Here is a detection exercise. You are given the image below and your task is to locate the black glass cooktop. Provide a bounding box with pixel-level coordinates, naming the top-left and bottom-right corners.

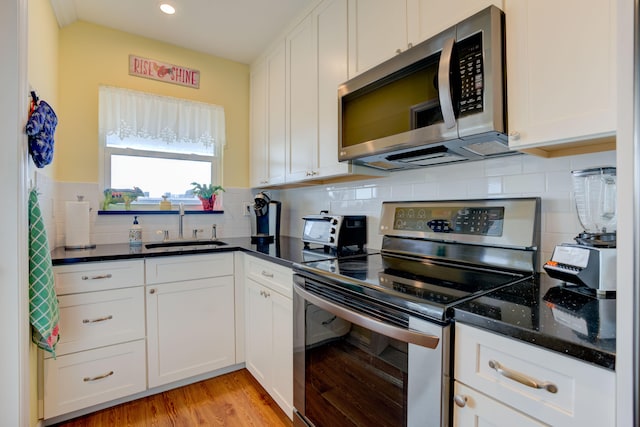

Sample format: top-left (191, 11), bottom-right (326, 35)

top-left (295, 253), bottom-right (529, 322)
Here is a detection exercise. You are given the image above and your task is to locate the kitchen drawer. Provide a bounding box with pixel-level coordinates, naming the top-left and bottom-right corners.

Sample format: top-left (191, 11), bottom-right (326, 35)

top-left (51, 286), bottom-right (145, 358)
top-left (454, 323), bottom-right (614, 426)
top-left (54, 260), bottom-right (144, 295)
top-left (43, 339), bottom-right (146, 419)
top-left (245, 254), bottom-right (292, 298)
top-left (453, 382), bottom-right (546, 427)
top-left (145, 252), bottom-right (234, 284)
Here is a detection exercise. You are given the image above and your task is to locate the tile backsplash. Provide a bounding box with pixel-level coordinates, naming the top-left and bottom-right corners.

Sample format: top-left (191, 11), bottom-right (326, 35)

top-left (45, 184), bottom-right (255, 248)
top-left (42, 150), bottom-right (616, 271)
top-left (278, 150), bottom-right (617, 266)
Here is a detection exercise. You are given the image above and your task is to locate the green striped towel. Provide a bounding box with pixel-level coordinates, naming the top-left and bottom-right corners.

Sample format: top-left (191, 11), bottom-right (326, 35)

top-left (29, 188), bottom-right (59, 356)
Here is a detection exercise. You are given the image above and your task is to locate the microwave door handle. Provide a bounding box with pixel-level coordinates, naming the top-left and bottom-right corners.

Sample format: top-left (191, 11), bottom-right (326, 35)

top-left (437, 37), bottom-right (456, 129)
top-left (295, 283), bottom-right (440, 349)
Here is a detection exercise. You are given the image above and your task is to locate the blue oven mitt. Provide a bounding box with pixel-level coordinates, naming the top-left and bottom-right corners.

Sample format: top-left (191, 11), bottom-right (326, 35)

top-left (26, 100), bottom-right (58, 168)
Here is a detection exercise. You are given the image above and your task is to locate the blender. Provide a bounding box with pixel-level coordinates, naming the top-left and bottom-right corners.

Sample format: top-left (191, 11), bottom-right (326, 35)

top-left (544, 167), bottom-right (617, 297)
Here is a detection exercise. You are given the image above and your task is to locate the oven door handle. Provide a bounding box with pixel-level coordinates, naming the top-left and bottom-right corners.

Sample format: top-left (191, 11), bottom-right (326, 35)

top-left (295, 284), bottom-right (440, 349)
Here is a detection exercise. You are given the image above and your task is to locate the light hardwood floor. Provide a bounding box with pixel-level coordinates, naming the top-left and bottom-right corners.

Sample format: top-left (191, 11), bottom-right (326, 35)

top-left (51, 369), bottom-right (293, 427)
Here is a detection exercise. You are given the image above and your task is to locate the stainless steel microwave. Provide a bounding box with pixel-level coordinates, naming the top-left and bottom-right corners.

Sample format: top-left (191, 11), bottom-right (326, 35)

top-left (338, 6), bottom-right (517, 171)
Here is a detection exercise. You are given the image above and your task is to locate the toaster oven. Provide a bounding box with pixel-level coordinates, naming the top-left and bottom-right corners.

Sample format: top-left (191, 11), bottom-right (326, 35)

top-left (302, 214), bottom-right (366, 253)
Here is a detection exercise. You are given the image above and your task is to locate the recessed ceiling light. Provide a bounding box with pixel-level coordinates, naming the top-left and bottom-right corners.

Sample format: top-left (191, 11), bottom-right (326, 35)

top-left (159, 2), bottom-right (176, 15)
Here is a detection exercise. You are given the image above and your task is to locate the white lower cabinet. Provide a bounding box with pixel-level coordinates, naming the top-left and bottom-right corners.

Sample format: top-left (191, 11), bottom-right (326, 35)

top-left (45, 254), bottom-right (238, 421)
top-left (43, 340), bottom-right (146, 419)
top-left (45, 260), bottom-right (146, 420)
top-left (244, 255), bottom-right (293, 419)
top-left (454, 323), bottom-right (615, 426)
top-left (145, 253), bottom-right (236, 388)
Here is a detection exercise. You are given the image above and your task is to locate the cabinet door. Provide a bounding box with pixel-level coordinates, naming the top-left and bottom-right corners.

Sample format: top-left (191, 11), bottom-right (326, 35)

top-left (316, 0), bottom-right (351, 179)
top-left (408, 0), bottom-right (503, 44)
top-left (245, 279), bottom-right (272, 390)
top-left (505, 0), bottom-right (616, 151)
top-left (245, 276), bottom-right (293, 419)
top-left (453, 382), bottom-right (546, 427)
top-left (270, 289), bottom-right (293, 418)
top-left (267, 42), bottom-right (287, 185)
top-left (348, 0), bottom-right (408, 77)
top-left (286, 14), bottom-right (318, 182)
top-left (250, 44), bottom-right (286, 187)
top-left (146, 276), bottom-right (235, 388)
top-left (250, 59), bottom-right (268, 187)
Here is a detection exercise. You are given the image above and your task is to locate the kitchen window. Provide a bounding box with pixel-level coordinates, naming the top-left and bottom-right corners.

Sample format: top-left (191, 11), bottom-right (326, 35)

top-left (99, 85), bottom-right (225, 208)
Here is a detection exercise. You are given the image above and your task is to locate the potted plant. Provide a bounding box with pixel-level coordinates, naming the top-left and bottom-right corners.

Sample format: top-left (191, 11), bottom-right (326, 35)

top-left (190, 182), bottom-right (225, 211)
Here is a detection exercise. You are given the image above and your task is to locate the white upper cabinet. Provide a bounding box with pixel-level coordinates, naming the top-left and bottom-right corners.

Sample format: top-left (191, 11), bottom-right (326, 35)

top-left (250, 42), bottom-right (286, 187)
top-left (286, 14), bottom-right (318, 182)
top-left (408, 0), bottom-right (503, 43)
top-left (505, 0), bottom-right (616, 154)
top-left (250, 60), bottom-right (268, 187)
top-left (315, 0), bottom-right (352, 178)
top-left (347, 0), bottom-right (501, 78)
top-left (286, 0), bottom-right (380, 184)
top-left (347, 0), bottom-right (409, 77)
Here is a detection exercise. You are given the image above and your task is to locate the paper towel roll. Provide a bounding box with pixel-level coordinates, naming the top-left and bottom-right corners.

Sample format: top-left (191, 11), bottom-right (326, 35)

top-left (65, 200), bottom-right (92, 249)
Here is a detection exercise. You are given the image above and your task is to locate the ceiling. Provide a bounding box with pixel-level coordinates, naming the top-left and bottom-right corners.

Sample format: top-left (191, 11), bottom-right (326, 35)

top-left (50, 0), bottom-right (316, 64)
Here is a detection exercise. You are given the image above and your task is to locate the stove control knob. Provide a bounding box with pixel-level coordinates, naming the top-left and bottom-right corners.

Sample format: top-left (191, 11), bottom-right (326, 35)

top-left (329, 236), bottom-right (335, 243)
top-left (331, 218), bottom-right (339, 225)
top-left (330, 228), bottom-right (336, 234)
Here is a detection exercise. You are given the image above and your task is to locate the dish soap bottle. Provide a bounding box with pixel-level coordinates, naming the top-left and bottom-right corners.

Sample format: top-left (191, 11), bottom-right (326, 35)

top-left (129, 216), bottom-right (142, 246)
top-left (160, 195), bottom-right (172, 210)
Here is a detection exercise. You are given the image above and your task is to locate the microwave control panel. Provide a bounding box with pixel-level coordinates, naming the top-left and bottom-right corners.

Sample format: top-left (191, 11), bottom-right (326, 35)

top-left (457, 32), bottom-right (484, 116)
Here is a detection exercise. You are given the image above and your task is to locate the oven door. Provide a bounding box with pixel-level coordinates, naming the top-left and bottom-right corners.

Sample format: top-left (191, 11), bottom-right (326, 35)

top-left (293, 274), bottom-right (450, 427)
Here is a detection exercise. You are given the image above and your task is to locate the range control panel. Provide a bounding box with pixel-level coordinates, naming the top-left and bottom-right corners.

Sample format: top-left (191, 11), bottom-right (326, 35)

top-left (391, 206), bottom-right (504, 236)
top-left (378, 198), bottom-right (540, 249)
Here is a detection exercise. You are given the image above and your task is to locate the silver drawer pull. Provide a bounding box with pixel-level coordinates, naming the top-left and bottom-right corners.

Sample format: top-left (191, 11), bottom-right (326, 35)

top-left (83, 370), bottom-right (114, 382)
top-left (81, 274), bottom-right (113, 281)
top-left (261, 270), bottom-right (274, 278)
top-left (488, 360), bottom-right (558, 394)
top-left (82, 315), bottom-right (113, 324)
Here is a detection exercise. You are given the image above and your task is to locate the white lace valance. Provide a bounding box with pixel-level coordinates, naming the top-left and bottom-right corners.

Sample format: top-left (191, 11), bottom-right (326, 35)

top-left (99, 85), bottom-right (226, 156)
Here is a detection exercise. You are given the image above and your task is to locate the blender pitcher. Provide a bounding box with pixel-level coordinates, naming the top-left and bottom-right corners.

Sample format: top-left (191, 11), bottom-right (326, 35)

top-left (572, 167), bottom-right (616, 246)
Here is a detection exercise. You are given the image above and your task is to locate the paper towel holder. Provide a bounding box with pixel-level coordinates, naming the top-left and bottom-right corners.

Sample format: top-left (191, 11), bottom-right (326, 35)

top-left (64, 195), bottom-right (97, 251)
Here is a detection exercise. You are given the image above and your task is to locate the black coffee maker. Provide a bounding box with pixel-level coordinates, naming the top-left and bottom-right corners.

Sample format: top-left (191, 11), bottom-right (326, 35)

top-left (251, 191), bottom-right (281, 244)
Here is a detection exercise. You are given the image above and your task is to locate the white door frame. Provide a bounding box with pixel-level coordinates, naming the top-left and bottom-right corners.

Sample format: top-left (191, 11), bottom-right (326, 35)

top-left (0, 0), bottom-right (30, 425)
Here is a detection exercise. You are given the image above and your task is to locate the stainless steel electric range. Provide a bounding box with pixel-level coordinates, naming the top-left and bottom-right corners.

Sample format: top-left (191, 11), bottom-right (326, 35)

top-left (292, 198), bottom-right (541, 427)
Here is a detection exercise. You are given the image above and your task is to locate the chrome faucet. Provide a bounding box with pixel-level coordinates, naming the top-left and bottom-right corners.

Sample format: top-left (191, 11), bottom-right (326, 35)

top-left (178, 203), bottom-right (185, 240)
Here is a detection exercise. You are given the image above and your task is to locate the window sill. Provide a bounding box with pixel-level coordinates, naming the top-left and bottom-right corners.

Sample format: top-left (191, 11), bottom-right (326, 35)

top-left (98, 210), bottom-right (224, 215)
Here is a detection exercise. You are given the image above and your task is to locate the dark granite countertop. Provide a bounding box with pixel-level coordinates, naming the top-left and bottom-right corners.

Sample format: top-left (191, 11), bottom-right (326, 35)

top-left (52, 241), bottom-right (615, 370)
top-left (454, 273), bottom-right (616, 370)
top-left (50, 236), bottom-right (368, 268)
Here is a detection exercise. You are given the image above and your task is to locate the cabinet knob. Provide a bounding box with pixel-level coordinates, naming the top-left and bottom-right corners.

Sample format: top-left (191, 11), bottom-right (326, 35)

top-left (395, 48), bottom-right (402, 54)
top-left (149, 289), bottom-right (156, 294)
top-left (453, 394), bottom-right (467, 408)
top-left (407, 42), bottom-right (413, 49)
top-left (508, 131), bottom-right (521, 141)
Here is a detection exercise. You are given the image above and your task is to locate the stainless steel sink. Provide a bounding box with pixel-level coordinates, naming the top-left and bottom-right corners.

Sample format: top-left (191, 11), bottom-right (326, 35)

top-left (145, 240), bottom-right (227, 249)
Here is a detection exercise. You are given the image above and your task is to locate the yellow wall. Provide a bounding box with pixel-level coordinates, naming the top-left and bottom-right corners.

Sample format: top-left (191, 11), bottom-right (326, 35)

top-left (56, 21), bottom-right (250, 187)
top-left (29, 0), bottom-right (59, 179)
